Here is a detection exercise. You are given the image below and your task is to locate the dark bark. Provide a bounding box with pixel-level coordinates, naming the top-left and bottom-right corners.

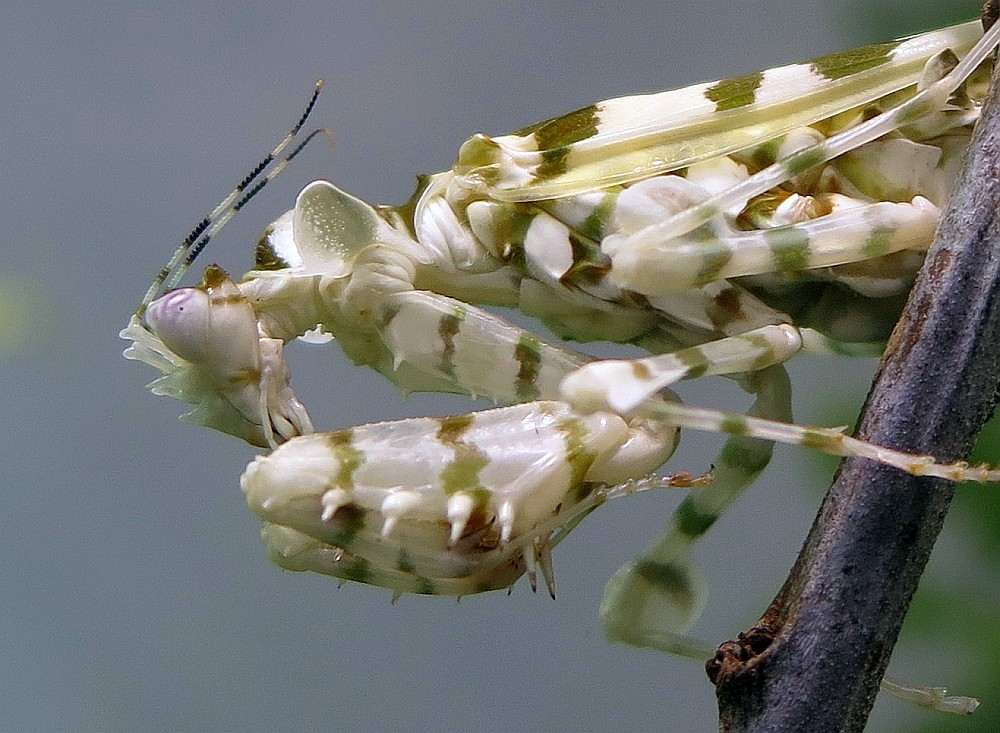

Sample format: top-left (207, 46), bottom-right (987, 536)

top-left (711, 28), bottom-right (1000, 733)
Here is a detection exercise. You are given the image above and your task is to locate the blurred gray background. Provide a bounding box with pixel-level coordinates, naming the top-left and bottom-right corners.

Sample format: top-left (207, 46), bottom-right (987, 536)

top-left (2, 1), bottom-right (992, 731)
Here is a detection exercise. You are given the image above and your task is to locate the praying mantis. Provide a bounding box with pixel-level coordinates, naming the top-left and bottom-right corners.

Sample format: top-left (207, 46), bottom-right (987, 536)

top-left (123, 14), bottom-right (1000, 716)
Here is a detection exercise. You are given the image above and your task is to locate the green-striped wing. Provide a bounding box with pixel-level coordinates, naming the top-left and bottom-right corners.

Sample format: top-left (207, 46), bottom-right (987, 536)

top-left (454, 21), bottom-right (982, 202)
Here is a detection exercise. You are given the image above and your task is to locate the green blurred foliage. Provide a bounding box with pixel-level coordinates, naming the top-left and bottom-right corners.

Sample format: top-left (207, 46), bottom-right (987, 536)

top-left (0, 276), bottom-right (53, 358)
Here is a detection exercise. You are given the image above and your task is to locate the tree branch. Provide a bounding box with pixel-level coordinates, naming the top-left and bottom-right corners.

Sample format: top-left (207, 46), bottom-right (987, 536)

top-left (711, 28), bottom-right (1000, 733)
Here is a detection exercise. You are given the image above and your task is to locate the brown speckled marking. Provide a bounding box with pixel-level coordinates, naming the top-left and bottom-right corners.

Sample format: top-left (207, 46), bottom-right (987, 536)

top-left (708, 287), bottom-right (746, 331)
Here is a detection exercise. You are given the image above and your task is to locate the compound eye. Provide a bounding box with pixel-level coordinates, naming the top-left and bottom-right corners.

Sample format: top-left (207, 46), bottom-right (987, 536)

top-left (146, 287), bottom-right (214, 365)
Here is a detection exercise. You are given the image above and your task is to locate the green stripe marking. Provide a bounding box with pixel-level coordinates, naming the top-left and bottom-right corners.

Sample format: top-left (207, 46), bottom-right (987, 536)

top-left (765, 226), bottom-right (810, 273)
top-left (693, 247), bottom-right (734, 287)
top-left (514, 334), bottom-right (541, 401)
top-left (674, 496), bottom-right (718, 537)
top-left (783, 145), bottom-right (826, 177)
top-left (560, 233), bottom-right (612, 287)
top-left (537, 148), bottom-right (571, 182)
top-left (745, 332), bottom-right (780, 372)
top-left (455, 136), bottom-right (500, 171)
top-left (800, 428), bottom-right (844, 453)
top-left (327, 429), bottom-right (365, 490)
top-left (326, 504), bottom-right (366, 549)
top-left (415, 577), bottom-right (437, 595)
top-left (720, 414), bottom-right (751, 437)
top-left (438, 307), bottom-right (465, 377)
top-left (338, 555), bottom-right (373, 585)
top-left (533, 104), bottom-right (601, 151)
top-left (437, 413), bottom-right (474, 444)
top-left (579, 194), bottom-right (617, 241)
top-left (631, 361), bottom-right (653, 381)
top-left (748, 136), bottom-right (783, 170)
top-left (439, 445), bottom-right (491, 499)
top-left (486, 203), bottom-right (535, 266)
top-left (500, 205), bottom-right (536, 254)
top-left (676, 347), bottom-right (710, 380)
top-left (809, 40), bottom-right (897, 80)
top-left (558, 417), bottom-right (596, 499)
top-left (437, 415), bottom-right (491, 504)
top-left (718, 435), bottom-right (775, 475)
top-left (705, 70), bottom-right (764, 111)
top-left (396, 550), bottom-right (416, 574)
top-left (634, 559), bottom-right (701, 613)
top-left (532, 105), bottom-right (600, 182)
top-left (862, 227), bottom-right (893, 259)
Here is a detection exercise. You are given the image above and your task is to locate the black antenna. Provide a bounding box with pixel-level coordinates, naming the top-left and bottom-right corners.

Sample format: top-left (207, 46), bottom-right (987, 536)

top-left (137, 80), bottom-right (328, 315)
top-left (180, 127), bottom-right (329, 270)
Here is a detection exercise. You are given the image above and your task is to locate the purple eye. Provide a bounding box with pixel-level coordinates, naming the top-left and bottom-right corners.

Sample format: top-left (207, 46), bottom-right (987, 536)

top-left (146, 281), bottom-right (260, 375)
top-left (146, 288), bottom-right (213, 364)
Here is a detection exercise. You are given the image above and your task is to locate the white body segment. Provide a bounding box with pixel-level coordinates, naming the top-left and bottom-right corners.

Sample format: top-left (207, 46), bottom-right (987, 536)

top-left (242, 401), bottom-right (679, 595)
